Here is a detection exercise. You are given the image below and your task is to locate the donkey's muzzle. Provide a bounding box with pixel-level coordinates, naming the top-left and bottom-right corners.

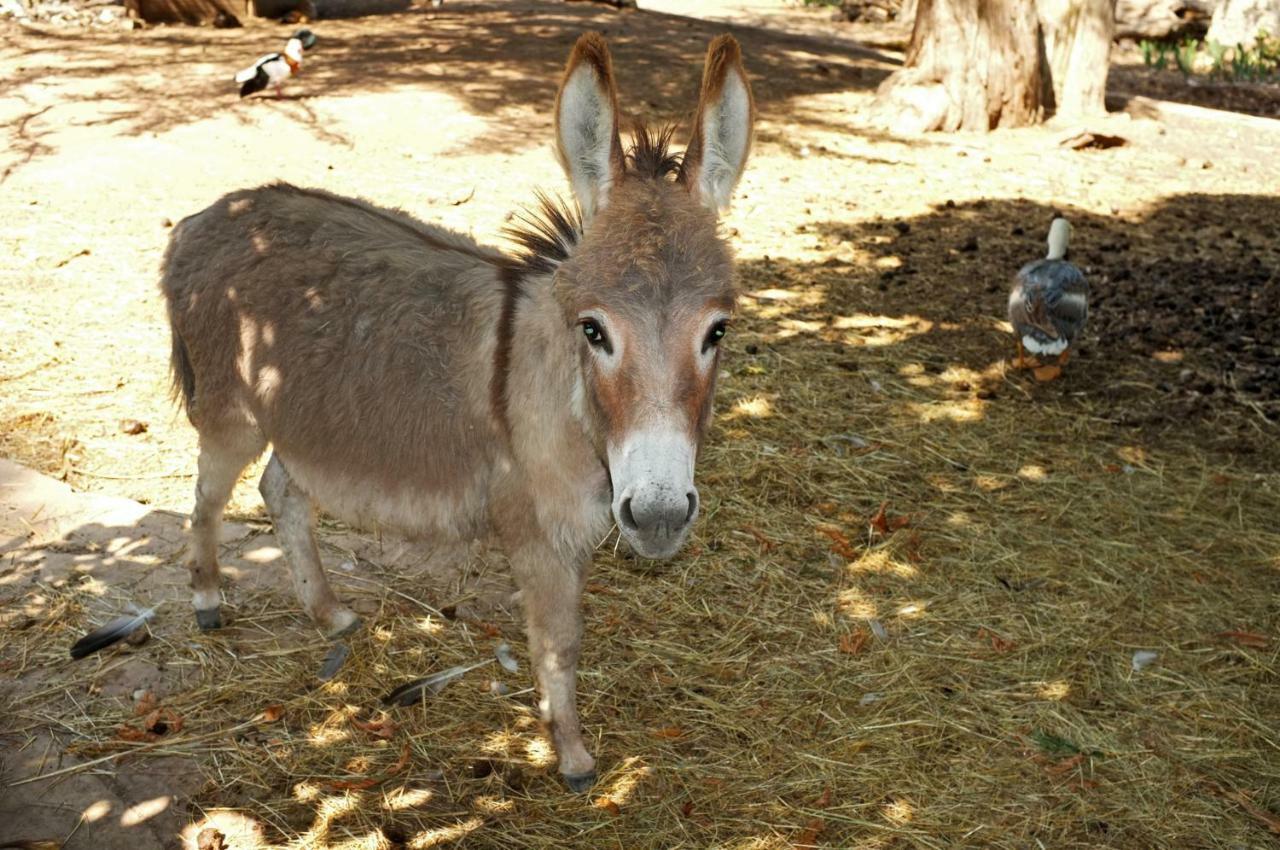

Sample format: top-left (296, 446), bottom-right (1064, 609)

top-left (616, 485), bottom-right (698, 559)
top-left (609, 427), bottom-right (700, 560)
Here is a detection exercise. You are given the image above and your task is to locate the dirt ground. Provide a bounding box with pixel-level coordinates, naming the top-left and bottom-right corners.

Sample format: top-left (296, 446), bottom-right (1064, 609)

top-left (2, 1), bottom-right (1279, 848)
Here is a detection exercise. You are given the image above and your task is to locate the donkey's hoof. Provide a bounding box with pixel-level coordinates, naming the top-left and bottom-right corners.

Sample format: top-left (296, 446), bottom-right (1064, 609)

top-left (563, 770), bottom-right (598, 794)
top-left (325, 610), bottom-right (361, 639)
top-left (195, 608), bottom-right (223, 631)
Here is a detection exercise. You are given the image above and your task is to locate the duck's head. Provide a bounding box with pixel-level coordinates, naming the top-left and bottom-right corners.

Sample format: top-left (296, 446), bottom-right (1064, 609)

top-left (291, 29), bottom-right (318, 51)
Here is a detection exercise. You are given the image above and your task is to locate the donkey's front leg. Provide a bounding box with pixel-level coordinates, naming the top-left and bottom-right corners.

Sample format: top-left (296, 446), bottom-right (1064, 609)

top-left (509, 543), bottom-right (594, 791)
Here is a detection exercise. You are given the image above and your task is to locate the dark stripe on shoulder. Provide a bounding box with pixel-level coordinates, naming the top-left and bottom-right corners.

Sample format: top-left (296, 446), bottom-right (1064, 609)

top-left (490, 263), bottom-right (524, 442)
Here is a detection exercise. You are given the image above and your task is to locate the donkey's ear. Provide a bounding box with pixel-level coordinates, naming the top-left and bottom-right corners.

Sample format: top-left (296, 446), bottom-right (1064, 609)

top-left (681, 35), bottom-right (754, 214)
top-left (554, 33), bottom-right (625, 221)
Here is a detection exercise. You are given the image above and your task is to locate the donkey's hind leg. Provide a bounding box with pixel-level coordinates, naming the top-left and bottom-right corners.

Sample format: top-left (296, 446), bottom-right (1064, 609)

top-left (189, 432), bottom-right (265, 630)
top-left (259, 452), bottom-right (359, 638)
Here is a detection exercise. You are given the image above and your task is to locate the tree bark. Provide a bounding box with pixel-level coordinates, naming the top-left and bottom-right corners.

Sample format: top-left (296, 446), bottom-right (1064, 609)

top-left (1114, 0), bottom-right (1217, 40)
top-left (1207, 0), bottom-right (1280, 46)
top-left (1038, 0), bottom-right (1117, 120)
top-left (874, 0), bottom-right (1044, 132)
top-left (125, 0), bottom-right (246, 25)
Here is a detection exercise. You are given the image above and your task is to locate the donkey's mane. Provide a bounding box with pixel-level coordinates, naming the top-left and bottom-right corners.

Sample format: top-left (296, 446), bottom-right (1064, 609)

top-left (502, 123), bottom-right (683, 280)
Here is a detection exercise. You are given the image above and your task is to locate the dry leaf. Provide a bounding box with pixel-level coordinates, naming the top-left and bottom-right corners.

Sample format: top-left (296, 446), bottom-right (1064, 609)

top-left (794, 816), bottom-right (825, 847)
top-left (742, 524), bottom-right (775, 551)
top-left (1045, 753), bottom-right (1086, 776)
top-left (1219, 630), bottom-right (1268, 648)
top-left (681, 800), bottom-right (695, 818)
top-left (594, 797), bottom-right (621, 816)
top-left (261, 704), bottom-right (284, 723)
top-left (652, 726), bottom-right (684, 739)
top-left (839, 629), bottom-right (870, 655)
top-left (352, 714), bottom-right (398, 740)
top-left (814, 788), bottom-right (832, 808)
top-left (816, 525), bottom-right (857, 559)
top-left (977, 627), bottom-right (1016, 653)
top-left (869, 501), bottom-right (910, 537)
top-left (115, 725), bottom-right (149, 742)
top-left (133, 691), bottom-right (158, 716)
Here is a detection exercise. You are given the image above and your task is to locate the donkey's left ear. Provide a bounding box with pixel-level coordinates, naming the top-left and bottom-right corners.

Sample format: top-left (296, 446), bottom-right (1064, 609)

top-left (681, 35), bottom-right (755, 214)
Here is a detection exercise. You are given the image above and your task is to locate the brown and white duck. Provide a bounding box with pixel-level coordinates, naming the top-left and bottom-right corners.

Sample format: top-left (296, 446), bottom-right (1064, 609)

top-left (1008, 217), bottom-right (1089, 381)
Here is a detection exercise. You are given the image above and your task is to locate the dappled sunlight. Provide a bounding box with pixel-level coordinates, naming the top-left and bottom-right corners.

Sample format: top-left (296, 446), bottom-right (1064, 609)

top-left (294, 781), bottom-right (321, 803)
top-left (895, 602), bottom-right (927, 619)
top-left (181, 810), bottom-right (268, 850)
top-left (407, 816), bottom-right (484, 849)
top-left (383, 787), bottom-right (434, 812)
top-left (414, 616), bottom-right (445, 636)
top-left (524, 737), bottom-right (555, 768)
top-left (296, 792), bottom-right (364, 848)
top-left (308, 705), bottom-right (359, 747)
top-left (773, 317), bottom-right (826, 339)
top-left (973, 475), bottom-right (1011, 492)
top-left (1018, 465), bottom-right (1049, 482)
top-left (832, 313), bottom-right (936, 348)
top-left (836, 587), bottom-right (879, 620)
top-left (906, 399), bottom-right (986, 423)
top-left (1037, 680), bottom-right (1072, 701)
top-left (480, 729), bottom-right (521, 756)
top-left (726, 395), bottom-right (776, 420)
top-left (244, 544), bottom-right (284, 564)
top-left (82, 800), bottom-right (111, 823)
top-left (848, 550), bottom-right (919, 580)
top-left (474, 794), bottom-right (515, 814)
top-left (881, 797), bottom-right (914, 825)
top-left (600, 756), bottom-right (652, 807)
top-left (120, 795), bottom-right (171, 827)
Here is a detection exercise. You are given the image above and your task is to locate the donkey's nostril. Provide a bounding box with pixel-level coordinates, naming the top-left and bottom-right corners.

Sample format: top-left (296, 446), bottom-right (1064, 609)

top-left (684, 492), bottom-right (698, 524)
top-left (619, 497), bottom-right (638, 532)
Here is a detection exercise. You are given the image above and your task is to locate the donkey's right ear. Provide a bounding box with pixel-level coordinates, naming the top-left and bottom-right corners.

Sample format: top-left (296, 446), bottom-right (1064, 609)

top-left (554, 33), bottom-right (625, 222)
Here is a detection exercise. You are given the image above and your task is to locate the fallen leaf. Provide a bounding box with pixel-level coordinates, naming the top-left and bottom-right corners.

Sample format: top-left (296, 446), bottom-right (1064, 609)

top-left (119, 419), bottom-right (148, 435)
top-left (1218, 630), bottom-right (1268, 649)
top-left (1103, 464), bottom-right (1122, 474)
top-left (681, 800), bottom-right (695, 818)
top-left (977, 627), bottom-right (1016, 653)
top-left (742, 524), bottom-right (775, 552)
top-left (1151, 350), bottom-right (1183, 364)
top-left (793, 816), bottom-right (825, 847)
top-left (839, 629), bottom-right (870, 655)
top-left (816, 525), bottom-right (856, 559)
top-left (652, 726), bottom-right (684, 739)
top-left (115, 724), bottom-right (149, 742)
top-left (594, 797), bottom-right (621, 816)
top-left (869, 501), bottom-right (910, 537)
top-left (1045, 753), bottom-right (1086, 776)
top-left (261, 704), bottom-right (284, 723)
top-left (133, 691), bottom-right (158, 716)
top-left (814, 788), bottom-right (832, 808)
top-left (352, 714), bottom-right (398, 740)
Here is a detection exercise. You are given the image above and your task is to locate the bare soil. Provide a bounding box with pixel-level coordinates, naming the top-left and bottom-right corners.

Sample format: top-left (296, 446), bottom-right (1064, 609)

top-left (2, 2), bottom-right (1279, 848)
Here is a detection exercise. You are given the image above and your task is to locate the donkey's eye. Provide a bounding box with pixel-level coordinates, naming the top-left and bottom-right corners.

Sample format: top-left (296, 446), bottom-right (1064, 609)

top-left (581, 319), bottom-right (612, 353)
top-left (702, 320), bottom-right (728, 354)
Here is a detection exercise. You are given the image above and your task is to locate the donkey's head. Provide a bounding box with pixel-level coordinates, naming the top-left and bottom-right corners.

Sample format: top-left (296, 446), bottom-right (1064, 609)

top-left (552, 33), bottom-right (754, 559)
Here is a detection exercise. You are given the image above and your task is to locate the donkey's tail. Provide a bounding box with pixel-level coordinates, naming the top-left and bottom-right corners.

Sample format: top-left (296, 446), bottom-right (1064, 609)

top-left (168, 327), bottom-right (197, 421)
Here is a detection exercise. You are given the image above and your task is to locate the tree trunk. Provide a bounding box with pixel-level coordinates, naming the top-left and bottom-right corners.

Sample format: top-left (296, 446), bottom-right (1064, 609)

top-left (874, 0), bottom-right (1044, 132)
top-left (1114, 0), bottom-right (1217, 40)
top-left (125, 0), bottom-right (246, 25)
top-left (1207, 0), bottom-right (1280, 46)
top-left (1038, 0), bottom-right (1117, 120)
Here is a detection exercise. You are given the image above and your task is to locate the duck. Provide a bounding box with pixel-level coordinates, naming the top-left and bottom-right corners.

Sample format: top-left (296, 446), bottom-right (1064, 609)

top-left (1007, 217), bottom-right (1089, 381)
top-left (236, 29), bottom-right (317, 99)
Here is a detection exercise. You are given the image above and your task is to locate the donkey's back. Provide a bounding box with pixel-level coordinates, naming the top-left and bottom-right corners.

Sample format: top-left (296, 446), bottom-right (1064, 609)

top-left (162, 184), bottom-right (508, 594)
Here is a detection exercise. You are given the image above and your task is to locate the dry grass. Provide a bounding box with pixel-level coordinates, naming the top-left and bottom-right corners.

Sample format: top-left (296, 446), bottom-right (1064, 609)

top-left (2, 2), bottom-right (1280, 848)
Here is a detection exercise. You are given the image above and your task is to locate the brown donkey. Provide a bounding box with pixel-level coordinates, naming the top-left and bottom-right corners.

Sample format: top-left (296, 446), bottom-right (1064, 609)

top-left (160, 33), bottom-right (753, 790)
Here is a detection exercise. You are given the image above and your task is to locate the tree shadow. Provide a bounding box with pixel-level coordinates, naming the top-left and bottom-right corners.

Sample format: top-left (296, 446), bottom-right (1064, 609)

top-left (2, 0), bottom-right (901, 173)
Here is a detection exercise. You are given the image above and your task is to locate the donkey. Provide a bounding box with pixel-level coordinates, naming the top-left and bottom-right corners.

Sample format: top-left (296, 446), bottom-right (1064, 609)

top-left (160, 32), bottom-right (754, 790)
